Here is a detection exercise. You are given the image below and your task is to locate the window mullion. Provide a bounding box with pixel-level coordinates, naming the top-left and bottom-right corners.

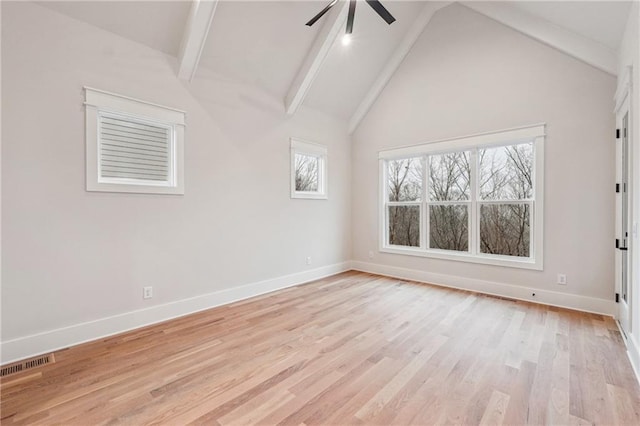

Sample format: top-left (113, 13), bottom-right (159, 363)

top-left (423, 155), bottom-right (429, 250)
top-left (428, 200), bottom-right (472, 206)
top-left (470, 148), bottom-right (478, 255)
top-left (477, 199), bottom-right (534, 205)
top-left (387, 201), bottom-right (422, 206)
top-left (383, 160), bottom-right (389, 247)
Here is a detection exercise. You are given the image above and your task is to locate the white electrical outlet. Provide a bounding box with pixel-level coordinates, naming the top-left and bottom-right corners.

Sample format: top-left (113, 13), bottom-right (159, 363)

top-left (143, 286), bottom-right (153, 299)
top-left (368, 250), bottom-right (374, 259)
top-left (306, 256), bottom-right (312, 265)
top-left (557, 274), bottom-right (567, 285)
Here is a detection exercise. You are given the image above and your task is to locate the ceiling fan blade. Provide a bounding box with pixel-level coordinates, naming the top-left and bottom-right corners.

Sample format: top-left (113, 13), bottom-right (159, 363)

top-left (346, 0), bottom-right (356, 34)
top-left (365, 0), bottom-right (396, 25)
top-left (306, 0), bottom-right (339, 26)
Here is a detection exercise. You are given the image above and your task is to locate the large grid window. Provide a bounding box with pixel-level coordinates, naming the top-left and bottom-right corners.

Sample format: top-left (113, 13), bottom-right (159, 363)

top-left (380, 125), bottom-right (544, 270)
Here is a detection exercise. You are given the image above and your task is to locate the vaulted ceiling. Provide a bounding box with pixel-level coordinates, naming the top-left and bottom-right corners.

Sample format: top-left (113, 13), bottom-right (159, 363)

top-left (38, 1), bottom-right (633, 131)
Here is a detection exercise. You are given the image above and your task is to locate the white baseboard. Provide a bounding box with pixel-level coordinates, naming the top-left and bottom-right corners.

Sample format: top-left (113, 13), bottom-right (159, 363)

top-left (625, 331), bottom-right (640, 386)
top-left (0, 262), bottom-right (351, 364)
top-left (351, 261), bottom-right (616, 317)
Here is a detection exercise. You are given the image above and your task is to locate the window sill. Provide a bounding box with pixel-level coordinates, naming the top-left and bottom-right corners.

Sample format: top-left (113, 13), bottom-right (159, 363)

top-left (380, 246), bottom-right (543, 270)
top-left (291, 192), bottom-right (328, 200)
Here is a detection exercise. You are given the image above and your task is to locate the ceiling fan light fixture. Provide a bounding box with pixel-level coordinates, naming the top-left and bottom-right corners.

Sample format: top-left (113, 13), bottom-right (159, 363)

top-left (306, 0), bottom-right (396, 37)
top-left (346, 0), bottom-right (356, 34)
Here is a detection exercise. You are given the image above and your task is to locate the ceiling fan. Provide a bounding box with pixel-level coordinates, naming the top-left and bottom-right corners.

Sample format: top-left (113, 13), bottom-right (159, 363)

top-left (306, 0), bottom-right (396, 35)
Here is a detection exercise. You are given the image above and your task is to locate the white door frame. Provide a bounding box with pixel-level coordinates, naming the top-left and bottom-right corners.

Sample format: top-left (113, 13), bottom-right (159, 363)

top-left (615, 66), bottom-right (633, 337)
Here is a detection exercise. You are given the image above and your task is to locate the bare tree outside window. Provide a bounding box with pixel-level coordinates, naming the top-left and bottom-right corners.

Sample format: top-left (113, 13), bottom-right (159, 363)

top-left (480, 204), bottom-right (530, 257)
top-left (387, 158), bottom-right (422, 247)
top-left (428, 151), bottom-right (470, 251)
top-left (381, 125), bottom-right (542, 267)
top-left (383, 142), bottom-right (534, 257)
top-left (430, 205), bottom-right (469, 251)
top-left (389, 206), bottom-right (420, 247)
top-left (479, 143), bottom-right (533, 200)
top-left (291, 139), bottom-right (327, 199)
top-left (388, 158), bottom-right (422, 202)
top-left (428, 151), bottom-right (470, 202)
top-left (479, 143), bottom-right (533, 257)
top-left (295, 153), bottom-right (319, 192)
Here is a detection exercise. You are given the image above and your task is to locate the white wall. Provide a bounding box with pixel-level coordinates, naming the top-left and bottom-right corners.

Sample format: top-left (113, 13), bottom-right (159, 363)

top-left (1, 2), bottom-right (351, 361)
top-left (618, 0), bottom-right (640, 378)
top-left (351, 4), bottom-right (616, 310)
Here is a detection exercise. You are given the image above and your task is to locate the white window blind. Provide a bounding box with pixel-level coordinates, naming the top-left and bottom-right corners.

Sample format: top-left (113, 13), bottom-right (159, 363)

top-left (98, 113), bottom-right (172, 183)
top-left (85, 87), bottom-right (185, 194)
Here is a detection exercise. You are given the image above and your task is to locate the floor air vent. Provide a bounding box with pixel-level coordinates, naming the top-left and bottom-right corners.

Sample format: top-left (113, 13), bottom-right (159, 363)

top-left (1, 354), bottom-right (55, 378)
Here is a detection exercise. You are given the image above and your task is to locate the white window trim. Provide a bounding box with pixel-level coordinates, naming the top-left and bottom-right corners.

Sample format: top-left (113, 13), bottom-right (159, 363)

top-left (378, 124), bottom-right (545, 270)
top-left (84, 87), bottom-right (186, 195)
top-left (290, 138), bottom-right (328, 200)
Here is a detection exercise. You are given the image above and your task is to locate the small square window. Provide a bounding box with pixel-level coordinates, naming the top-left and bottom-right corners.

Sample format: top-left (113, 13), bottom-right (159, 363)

top-left (85, 87), bottom-right (185, 195)
top-left (290, 138), bottom-right (327, 199)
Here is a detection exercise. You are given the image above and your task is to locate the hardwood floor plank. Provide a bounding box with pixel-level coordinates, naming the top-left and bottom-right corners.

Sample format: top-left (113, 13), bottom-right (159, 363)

top-left (350, 335), bottom-right (450, 425)
top-left (607, 383), bottom-right (640, 425)
top-left (354, 351), bottom-right (434, 421)
top-left (547, 333), bottom-right (571, 425)
top-left (256, 371), bottom-right (344, 425)
top-left (526, 340), bottom-right (556, 424)
top-left (217, 389), bottom-right (295, 426)
top-left (479, 390), bottom-right (510, 425)
top-left (278, 358), bottom-right (377, 425)
top-left (501, 360), bottom-right (537, 425)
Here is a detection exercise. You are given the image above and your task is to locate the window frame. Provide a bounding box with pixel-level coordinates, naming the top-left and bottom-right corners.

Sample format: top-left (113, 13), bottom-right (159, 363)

top-left (379, 124), bottom-right (544, 270)
top-left (426, 150), bottom-right (472, 253)
top-left (385, 156), bottom-right (424, 248)
top-left (290, 138), bottom-right (328, 200)
top-left (85, 87), bottom-right (186, 195)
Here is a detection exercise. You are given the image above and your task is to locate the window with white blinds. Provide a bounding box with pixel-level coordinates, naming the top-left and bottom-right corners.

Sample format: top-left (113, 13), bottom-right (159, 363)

top-left (85, 87), bottom-right (185, 194)
top-left (98, 112), bottom-right (172, 183)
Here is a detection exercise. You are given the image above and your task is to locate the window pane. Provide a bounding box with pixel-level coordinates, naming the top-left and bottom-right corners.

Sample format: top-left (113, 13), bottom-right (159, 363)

top-left (388, 205), bottom-right (420, 247)
top-left (429, 205), bottom-right (469, 251)
top-left (388, 158), bottom-right (422, 202)
top-left (428, 151), bottom-right (470, 201)
top-left (479, 143), bottom-right (533, 200)
top-left (295, 153), bottom-right (319, 192)
top-left (480, 204), bottom-right (530, 257)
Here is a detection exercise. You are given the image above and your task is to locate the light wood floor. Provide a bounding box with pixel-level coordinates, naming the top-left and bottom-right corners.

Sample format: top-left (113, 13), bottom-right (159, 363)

top-left (2, 271), bottom-right (640, 425)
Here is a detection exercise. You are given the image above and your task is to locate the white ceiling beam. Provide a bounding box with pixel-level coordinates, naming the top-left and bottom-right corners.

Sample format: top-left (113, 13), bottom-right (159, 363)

top-left (461, 1), bottom-right (617, 76)
top-left (348, 2), bottom-right (451, 134)
top-left (285, 1), bottom-right (348, 115)
top-left (177, 0), bottom-right (218, 81)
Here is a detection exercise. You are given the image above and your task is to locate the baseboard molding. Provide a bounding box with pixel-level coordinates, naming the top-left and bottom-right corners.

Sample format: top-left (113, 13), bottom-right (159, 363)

top-left (0, 262), bottom-right (351, 364)
top-left (351, 261), bottom-right (616, 317)
top-left (625, 330), bottom-right (640, 386)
